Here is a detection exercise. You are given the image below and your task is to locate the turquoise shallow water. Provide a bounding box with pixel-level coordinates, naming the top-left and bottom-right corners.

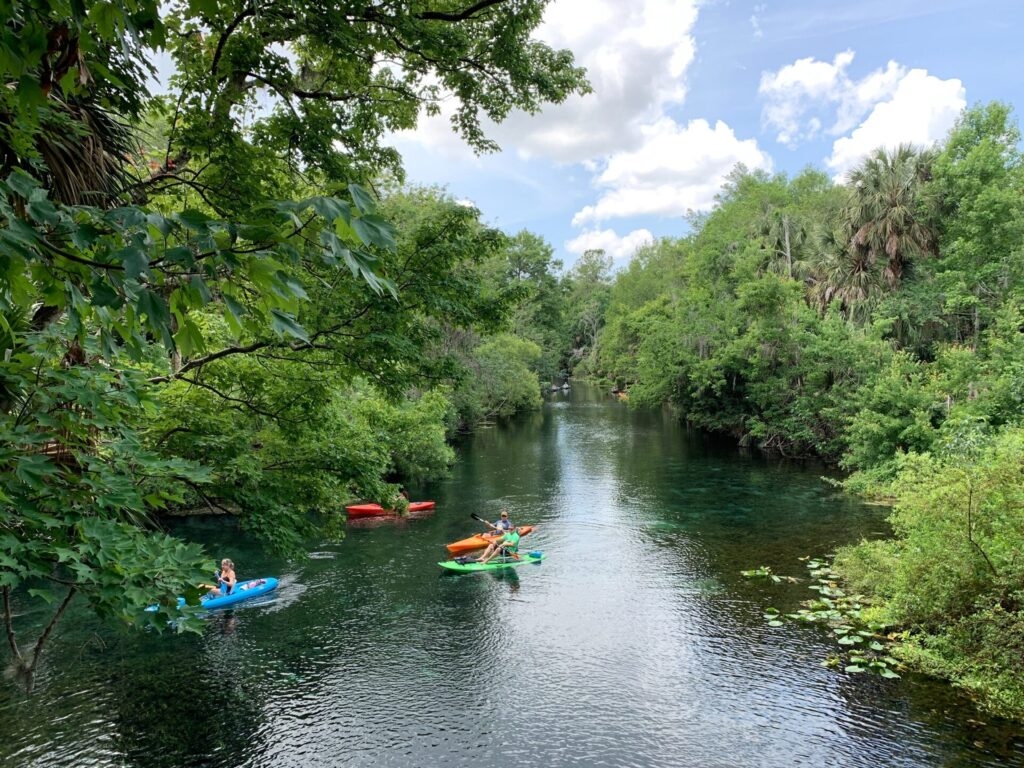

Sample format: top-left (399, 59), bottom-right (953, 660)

top-left (1, 384), bottom-right (1022, 767)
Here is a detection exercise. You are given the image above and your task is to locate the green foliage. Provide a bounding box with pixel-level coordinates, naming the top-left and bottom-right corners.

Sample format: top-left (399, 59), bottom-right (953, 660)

top-left (835, 425), bottom-right (1024, 716)
top-left (563, 249), bottom-right (613, 375)
top-left (451, 333), bottom-right (543, 425)
top-left (0, 0), bottom-right (587, 686)
top-left (744, 557), bottom-right (902, 679)
top-left (480, 230), bottom-right (566, 380)
top-left (583, 103), bottom-right (1024, 715)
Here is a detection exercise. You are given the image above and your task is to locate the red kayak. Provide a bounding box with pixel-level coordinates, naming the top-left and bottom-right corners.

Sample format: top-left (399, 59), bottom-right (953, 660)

top-left (345, 501), bottom-right (436, 518)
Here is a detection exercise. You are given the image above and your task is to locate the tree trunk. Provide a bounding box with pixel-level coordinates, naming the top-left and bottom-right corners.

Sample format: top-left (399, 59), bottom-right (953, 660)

top-left (2, 586), bottom-right (23, 665)
top-left (782, 216), bottom-right (792, 279)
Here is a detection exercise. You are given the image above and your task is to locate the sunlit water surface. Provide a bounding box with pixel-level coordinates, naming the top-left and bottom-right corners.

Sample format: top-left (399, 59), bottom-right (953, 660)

top-left (2, 385), bottom-right (1022, 767)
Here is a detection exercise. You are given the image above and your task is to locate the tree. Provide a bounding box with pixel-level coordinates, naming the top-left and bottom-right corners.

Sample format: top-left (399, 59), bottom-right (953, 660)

top-left (758, 203), bottom-right (807, 280)
top-left (564, 249), bottom-right (612, 373)
top-left (0, 0), bottom-right (587, 686)
top-left (929, 103), bottom-right (1024, 345)
top-left (481, 230), bottom-right (565, 379)
top-left (844, 144), bottom-right (938, 288)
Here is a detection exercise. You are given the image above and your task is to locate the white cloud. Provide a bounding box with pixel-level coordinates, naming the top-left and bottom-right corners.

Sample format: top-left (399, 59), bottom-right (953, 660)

top-left (397, 0), bottom-right (699, 164)
top-left (827, 68), bottom-right (966, 178)
top-left (758, 50), bottom-right (857, 145)
top-left (750, 4), bottom-right (766, 39)
top-left (391, 1), bottom-right (771, 254)
top-left (759, 50), bottom-right (966, 179)
top-left (572, 118), bottom-right (772, 225)
top-left (565, 228), bottom-right (654, 262)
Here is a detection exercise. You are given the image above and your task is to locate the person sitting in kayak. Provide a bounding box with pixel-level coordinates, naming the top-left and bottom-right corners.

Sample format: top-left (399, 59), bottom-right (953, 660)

top-left (488, 510), bottom-right (513, 534)
top-left (477, 527), bottom-right (522, 564)
top-left (208, 558), bottom-right (237, 597)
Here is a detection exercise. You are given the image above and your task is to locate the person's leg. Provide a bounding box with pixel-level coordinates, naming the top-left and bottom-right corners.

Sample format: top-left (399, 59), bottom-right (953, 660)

top-left (483, 548), bottom-right (507, 565)
top-left (476, 541), bottom-right (498, 562)
top-left (480, 543), bottom-right (504, 564)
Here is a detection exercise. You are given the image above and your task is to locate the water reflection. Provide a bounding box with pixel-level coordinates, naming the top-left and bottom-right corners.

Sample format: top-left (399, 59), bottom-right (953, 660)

top-left (0, 384), bottom-right (1021, 767)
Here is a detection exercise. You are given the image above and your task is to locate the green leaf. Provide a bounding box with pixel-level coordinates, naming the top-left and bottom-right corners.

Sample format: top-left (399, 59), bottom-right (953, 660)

top-left (173, 315), bottom-right (206, 357)
top-left (136, 290), bottom-right (173, 347)
top-left (352, 214), bottom-right (396, 251)
top-left (90, 279), bottom-right (122, 308)
top-left (27, 588), bottom-right (56, 604)
top-left (176, 209), bottom-right (215, 232)
top-left (118, 246), bottom-right (150, 281)
top-left (190, 276), bottom-right (212, 304)
top-left (6, 168), bottom-right (40, 198)
top-left (15, 455), bottom-right (55, 488)
top-left (348, 184), bottom-right (377, 214)
top-left (308, 196), bottom-right (352, 225)
top-left (269, 309), bottom-right (309, 342)
top-left (844, 665), bottom-right (866, 674)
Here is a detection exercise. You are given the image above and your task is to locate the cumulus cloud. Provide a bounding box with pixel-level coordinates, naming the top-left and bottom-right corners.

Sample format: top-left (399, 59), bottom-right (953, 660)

top-left (758, 49), bottom-right (856, 145)
top-left (397, 0), bottom-right (699, 164)
top-left (827, 69), bottom-right (965, 178)
top-left (759, 49), bottom-right (966, 178)
top-left (565, 228), bottom-right (654, 262)
top-left (572, 119), bottom-right (772, 225)
top-left (392, 1), bottom-right (770, 252)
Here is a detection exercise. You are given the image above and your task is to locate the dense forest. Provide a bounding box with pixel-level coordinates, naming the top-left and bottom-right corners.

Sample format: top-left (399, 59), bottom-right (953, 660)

top-left (2, 0), bottom-right (1022, 729)
top-left (0, 0), bottom-right (592, 688)
top-left (576, 103), bottom-right (1024, 718)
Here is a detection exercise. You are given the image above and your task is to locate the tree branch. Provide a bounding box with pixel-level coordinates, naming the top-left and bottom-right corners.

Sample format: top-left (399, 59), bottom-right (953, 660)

top-left (211, 7), bottom-right (257, 77)
top-left (2, 586), bottom-right (23, 664)
top-left (179, 374), bottom-right (285, 420)
top-left (27, 586), bottom-right (75, 677)
top-left (415, 0), bottom-right (506, 22)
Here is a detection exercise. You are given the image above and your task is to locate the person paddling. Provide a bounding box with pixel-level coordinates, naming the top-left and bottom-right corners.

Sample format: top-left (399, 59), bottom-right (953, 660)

top-left (477, 527), bottom-right (522, 564)
top-left (208, 558), bottom-right (237, 597)
top-left (488, 510), bottom-right (513, 533)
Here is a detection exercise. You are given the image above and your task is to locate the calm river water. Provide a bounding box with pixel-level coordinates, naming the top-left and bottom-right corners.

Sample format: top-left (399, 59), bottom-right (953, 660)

top-left (1, 385), bottom-right (1022, 767)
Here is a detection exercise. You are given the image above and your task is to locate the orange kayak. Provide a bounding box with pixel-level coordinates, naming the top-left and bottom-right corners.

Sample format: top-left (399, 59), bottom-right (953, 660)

top-left (446, 525), bottom-right (534, 554)
top-left (345, 501), bottom-right (435, 518)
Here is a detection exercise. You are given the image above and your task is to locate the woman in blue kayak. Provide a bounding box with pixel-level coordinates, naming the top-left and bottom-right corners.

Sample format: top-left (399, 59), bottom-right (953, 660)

top-left (208, 558), bottom-right (236, 597)
top-left (477, 527), bottom-right (522, 564)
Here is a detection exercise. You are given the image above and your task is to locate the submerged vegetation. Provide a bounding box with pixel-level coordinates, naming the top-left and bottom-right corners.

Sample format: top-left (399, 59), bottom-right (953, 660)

top-left (583, 102), bottom-right (1024, 718)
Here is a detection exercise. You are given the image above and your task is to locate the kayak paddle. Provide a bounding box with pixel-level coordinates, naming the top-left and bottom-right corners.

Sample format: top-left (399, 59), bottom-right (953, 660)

top-left (470, 512), bottom-right (493, 528)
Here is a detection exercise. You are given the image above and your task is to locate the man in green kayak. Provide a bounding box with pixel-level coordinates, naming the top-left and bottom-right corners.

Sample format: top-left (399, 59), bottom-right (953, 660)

top-left (477, 526), bottom-right (522, 564)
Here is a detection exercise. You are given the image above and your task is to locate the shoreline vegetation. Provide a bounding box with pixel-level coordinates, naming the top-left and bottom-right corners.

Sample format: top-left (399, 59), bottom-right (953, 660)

top-left (1, 0), bottom-right (1021, 728)
top-left (575, 103), bottom-right (1024, 720)
top-left (0, 0), bottom-right (589, 689)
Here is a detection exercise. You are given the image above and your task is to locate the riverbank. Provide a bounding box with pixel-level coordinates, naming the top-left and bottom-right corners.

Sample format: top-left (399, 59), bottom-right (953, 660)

top-left (4, 386), bottom-right (1020, 766)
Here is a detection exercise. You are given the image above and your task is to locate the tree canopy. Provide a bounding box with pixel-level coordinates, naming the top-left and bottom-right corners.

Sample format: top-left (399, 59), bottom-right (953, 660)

top-left (0, 0), bottom-right (587, 688)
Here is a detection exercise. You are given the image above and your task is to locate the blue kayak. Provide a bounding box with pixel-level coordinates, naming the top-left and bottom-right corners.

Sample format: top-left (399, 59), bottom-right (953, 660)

top-left (146, 577), bottom-right (278, 613)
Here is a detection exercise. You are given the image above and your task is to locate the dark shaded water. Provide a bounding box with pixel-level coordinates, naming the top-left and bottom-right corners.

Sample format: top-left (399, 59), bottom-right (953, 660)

top-left (2, 385), bottom-right (1022, 767)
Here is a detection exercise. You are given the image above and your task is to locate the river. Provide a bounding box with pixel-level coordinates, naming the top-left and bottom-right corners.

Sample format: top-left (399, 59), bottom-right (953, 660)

top-left (1, 384), bottom-right (1021, 767)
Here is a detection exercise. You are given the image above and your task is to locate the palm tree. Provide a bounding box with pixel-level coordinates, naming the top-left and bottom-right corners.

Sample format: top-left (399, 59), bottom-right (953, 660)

top-left (757, 202), bottom-right (807, 280)
top-left (807, 225), bottom-right (883, 322)
top-left (843, 144), bottom-right (937, 288)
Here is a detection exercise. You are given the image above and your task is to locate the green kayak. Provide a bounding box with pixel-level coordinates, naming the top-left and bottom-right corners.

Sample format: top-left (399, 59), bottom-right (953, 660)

top-left (438, 552), bottom-right (544, 572)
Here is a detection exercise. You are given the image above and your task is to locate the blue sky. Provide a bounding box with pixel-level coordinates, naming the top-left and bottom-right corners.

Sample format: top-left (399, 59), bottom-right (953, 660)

top-left (390, 0), bottom-right (1024, 268)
